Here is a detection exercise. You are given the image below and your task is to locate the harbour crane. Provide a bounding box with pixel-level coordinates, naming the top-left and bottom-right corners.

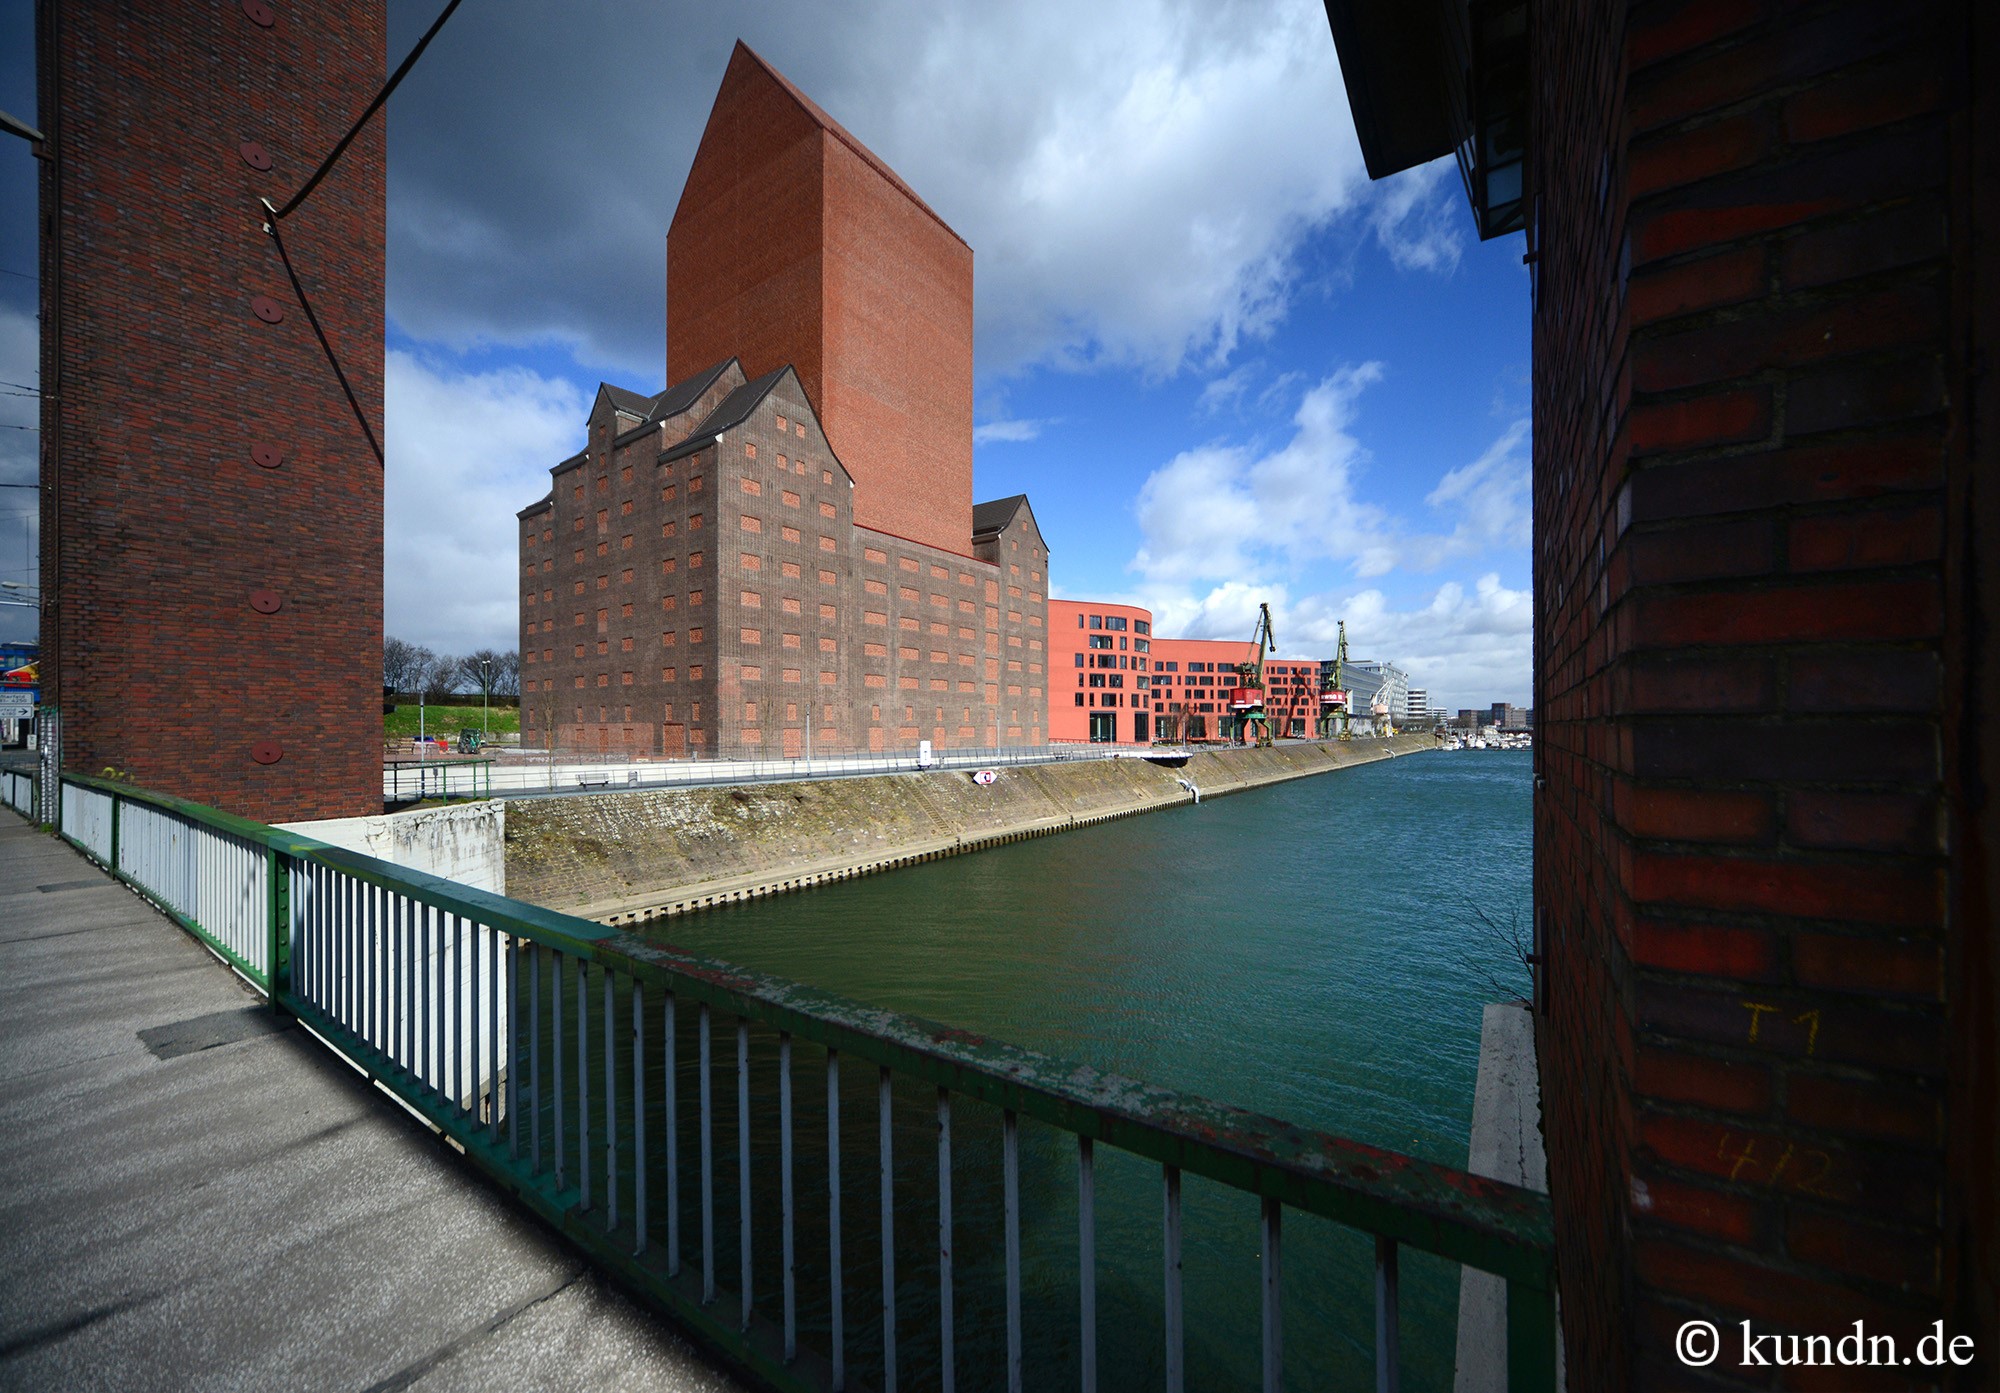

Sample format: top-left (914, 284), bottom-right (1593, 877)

top-left (1227, 603), bottom-right (1278, 747)
top-left (1319, 620), bottom-right (1352, 740)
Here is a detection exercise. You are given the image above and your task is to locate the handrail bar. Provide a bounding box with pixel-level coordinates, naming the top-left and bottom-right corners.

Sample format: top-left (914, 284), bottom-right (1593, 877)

top-left (52, 770), bottom-right (1551, 1287)
top-left (43, 768), bottom-right (1558, 1389)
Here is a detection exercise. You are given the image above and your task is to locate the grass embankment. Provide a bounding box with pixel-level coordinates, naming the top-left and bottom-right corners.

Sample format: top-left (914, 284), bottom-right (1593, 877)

top-left (382, 703), bottom-right (520, 740)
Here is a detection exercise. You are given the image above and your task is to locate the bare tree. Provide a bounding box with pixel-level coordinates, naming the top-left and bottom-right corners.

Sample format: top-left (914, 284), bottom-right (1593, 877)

top-left (384, 636), bottom-right (430, 695)
top-left (419, 651), bottom-right (463, 701)
top-left (1458, 896), bottom-right (1535, 1005)
top-left (457, 648), bottom-right (518, 699)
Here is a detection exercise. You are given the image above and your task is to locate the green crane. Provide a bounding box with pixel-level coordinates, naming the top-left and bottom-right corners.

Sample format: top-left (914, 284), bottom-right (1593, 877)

top-left (1319, 620), bottom-right (1351, 740)
top-left (1228, 603), bottom-right (1278, 747)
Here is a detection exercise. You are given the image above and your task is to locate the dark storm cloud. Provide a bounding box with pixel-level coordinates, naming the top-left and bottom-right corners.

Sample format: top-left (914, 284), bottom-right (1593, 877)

top-left (383, 0), bottom-right (1390, 383)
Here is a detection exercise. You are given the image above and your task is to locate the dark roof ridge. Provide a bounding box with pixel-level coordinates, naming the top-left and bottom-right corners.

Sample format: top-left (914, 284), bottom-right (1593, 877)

top-left (971, 492), bottom-right (1032, 537)
top-left (659, 365), bottom-right (794, 464)
top-left (596, 382), bottom-right (655, 417)
top-left (609, 358), bottom-right (742, 450)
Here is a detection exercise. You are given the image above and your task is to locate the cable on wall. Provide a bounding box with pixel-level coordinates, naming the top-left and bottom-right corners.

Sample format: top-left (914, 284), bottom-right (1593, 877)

top-left (252, 0), bottom-right (464, 468)
top-left (272, 0), bottom-right (464, 220)
top-left (262, 201), bottom-right (384, 467)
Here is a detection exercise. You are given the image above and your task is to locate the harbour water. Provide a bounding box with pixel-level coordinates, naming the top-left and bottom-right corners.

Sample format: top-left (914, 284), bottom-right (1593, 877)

top-left (644, 746), bottom-right (1535, 1390)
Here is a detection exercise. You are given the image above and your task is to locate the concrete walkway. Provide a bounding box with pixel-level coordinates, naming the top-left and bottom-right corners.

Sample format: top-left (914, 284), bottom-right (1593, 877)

top-left (0, 816), bottom-right (748, 1393)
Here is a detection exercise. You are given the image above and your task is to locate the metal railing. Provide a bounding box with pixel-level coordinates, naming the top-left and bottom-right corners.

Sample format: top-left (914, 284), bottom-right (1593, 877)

top-left (383, 757), bottom-right (495, 804)
top-left (30, 772), bottom-right (1558, 1392)
top-left (413, 741), bottom-right (1194, 802)
top-left (2, 765), bottom-right (34, 820)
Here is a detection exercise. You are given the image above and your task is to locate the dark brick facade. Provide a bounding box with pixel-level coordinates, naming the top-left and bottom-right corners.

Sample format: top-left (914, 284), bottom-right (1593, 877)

top-left (1532, 1), bottom-right (1996, 1384)
top-left (520, 369), bottom-right (1045, 759)
top-left (533, 45), bottom-right (1045, 760)
top-left (667, 42), bottom-right (975, 560)
top-left (38, 0), bottom-right (386, 821)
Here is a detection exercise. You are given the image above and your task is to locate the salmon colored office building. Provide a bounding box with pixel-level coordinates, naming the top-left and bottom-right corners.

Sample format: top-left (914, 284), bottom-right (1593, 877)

top-left (1048, 601), bottom-right (1156, 743)
top-left (1149, 637), bottom-right (1262, 742)
top-left (1052, 601), bottom-right (1329, 744)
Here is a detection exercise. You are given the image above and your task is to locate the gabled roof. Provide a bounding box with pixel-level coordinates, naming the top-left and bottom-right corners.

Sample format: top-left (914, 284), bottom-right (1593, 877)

top-left (690, 41), bottom-right (968, 250)
top-left (659, 366), bottom-right (794, 464)
top-left (613, 358), bottom-right (742, 449)
top-left (596, 382), bottom-right (656, 419)
top-left (598, 358), bottom-right (743, 441)
top-left (971, 493), bottom-right (1036, 540)
top-left (648, 357), bottom-right (737, 423)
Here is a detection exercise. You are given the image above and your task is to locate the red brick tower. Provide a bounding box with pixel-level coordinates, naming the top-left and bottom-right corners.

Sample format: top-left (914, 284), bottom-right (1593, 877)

top-left (1326, 0), bottom-right (1996, 1380)
top-left (667, 42), bottom-right (976, 559)
top-left (38, 0), bottom-right (386, 821)
top-left (1525, 6), bottom-right (1997, 1382)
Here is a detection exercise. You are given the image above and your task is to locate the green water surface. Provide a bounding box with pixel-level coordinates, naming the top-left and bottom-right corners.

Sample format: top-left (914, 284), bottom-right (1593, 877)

top-left (644, 747), bottom-right (1534, 1390)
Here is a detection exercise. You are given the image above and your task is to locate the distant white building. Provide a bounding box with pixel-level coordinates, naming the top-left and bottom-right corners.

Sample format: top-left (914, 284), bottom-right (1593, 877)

top-left (1406, 688), bottom-right (1431, 724)
top-left (1328, 659), bottom-right (1410, 726)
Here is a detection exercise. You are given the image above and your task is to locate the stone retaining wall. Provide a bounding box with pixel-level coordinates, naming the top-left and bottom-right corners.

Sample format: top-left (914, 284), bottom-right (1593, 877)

top-left (506, 734), bottom-right (1435, 922)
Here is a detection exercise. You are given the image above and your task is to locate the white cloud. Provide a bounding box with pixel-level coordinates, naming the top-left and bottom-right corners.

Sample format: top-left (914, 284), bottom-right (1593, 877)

top-left (382, 0), bottom-right (1449, 384)
top-left (384, 350), bottom-right (589, 656)
top-left (1147, 580), bottom-right (1288, 649)
top-left (1131, 367), bottom-right (1529, 586)
top-left (973, 417), bottom-right (1051, 445)
top-left (1121, 363), bottom-right (1532, 705)
top-left (1152, 573), bottom-right (1531, 707)
top-left (1132, 363), bottom-right (1398, 583)
top-left (1420, 416), bottom-right (1531, 557)
top-left (0, 303), bottom-right (34, 483)
top-left (1291, 574), bottom-right (1532, 708)
top-left (1368, 160), bottom-right (1466, 275)
top-left (1196, 362), bottom-right (1257, 416)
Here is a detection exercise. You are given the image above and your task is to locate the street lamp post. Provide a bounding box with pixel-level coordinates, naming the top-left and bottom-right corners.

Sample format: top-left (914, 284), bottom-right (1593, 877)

top-left (477, 658), bottom-right (494, 738)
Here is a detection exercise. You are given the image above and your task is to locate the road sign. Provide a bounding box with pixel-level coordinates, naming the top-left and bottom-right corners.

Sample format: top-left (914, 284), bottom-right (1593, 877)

top-left (0, 692), bottom-right (33, 722)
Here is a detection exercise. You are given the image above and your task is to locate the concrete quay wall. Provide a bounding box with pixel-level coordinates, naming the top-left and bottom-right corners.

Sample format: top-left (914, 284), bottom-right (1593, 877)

top-left (506, 734), bottom-right (1435, 924)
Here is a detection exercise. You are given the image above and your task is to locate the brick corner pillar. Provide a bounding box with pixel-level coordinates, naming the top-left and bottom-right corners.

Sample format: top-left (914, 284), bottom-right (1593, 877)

top-left (1532, 1), bottom-right (1997, 1384)
top-left (38, 0), bottom-right (387, 822)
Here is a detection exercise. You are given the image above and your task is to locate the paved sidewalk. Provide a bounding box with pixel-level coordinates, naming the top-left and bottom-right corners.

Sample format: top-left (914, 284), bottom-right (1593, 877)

top-left (0, 816), bottom-right (748, 1393)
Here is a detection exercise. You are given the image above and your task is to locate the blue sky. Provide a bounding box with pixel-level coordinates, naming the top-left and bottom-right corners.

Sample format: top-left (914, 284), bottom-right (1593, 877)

top-left (0, 0), bottom-right (1531, 710)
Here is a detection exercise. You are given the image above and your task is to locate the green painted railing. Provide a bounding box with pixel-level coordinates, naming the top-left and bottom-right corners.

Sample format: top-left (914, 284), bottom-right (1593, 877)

top-left (42, 772), bottom-right (1557, 1392)
top-left (383, 756), bottom-right (493, 804)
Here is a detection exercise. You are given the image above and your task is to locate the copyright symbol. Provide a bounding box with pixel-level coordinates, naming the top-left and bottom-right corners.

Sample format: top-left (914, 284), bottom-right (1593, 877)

top-left (1676, 1320), bottom-right (1719, 1366)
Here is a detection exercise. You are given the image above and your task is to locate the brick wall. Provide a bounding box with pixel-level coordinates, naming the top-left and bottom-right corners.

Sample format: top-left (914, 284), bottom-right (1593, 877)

top-left (522, 370), bottom-right (1045, 759)
top-left (39, 0), bottom-right (385, 821)
top-left (1534, 1), bottom-right (1989, 1383)
top-left (666, 42), bottom-right (975, 559)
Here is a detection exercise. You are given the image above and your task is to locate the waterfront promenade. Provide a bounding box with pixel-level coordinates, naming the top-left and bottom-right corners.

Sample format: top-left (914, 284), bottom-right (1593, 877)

top-left (0, 816), bottom-right (743, 1392)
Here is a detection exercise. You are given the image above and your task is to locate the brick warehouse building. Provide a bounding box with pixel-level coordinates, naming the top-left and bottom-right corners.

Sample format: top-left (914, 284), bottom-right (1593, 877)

top-left (521, 45), bottom-right (1048, 759)
top-left (37, 1), bottom-right (387, 820)
top-left (1327, 0), bottom-right (1997, 1385)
